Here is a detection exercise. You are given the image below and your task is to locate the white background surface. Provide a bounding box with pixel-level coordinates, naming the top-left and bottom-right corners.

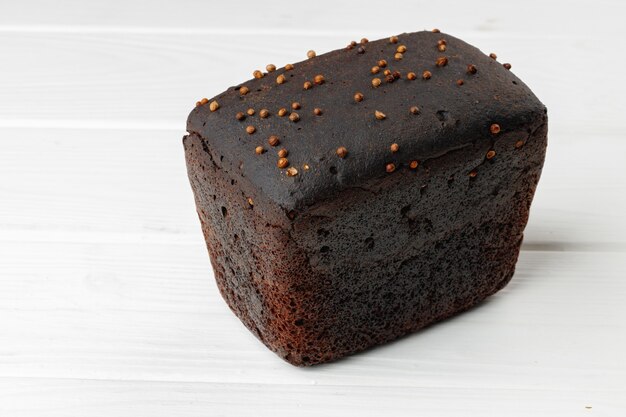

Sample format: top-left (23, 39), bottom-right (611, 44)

top-left (1, 1), bottom-right (625, 416)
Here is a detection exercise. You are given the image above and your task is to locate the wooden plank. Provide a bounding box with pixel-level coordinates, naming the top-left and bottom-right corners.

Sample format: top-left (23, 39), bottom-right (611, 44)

top-left (0, 31), bottom-right (623, 134)
top-left (1, 128), bottom-right (624, 247)
top-left (0, 0), bottom-right (623, 40)
top-left (0, 128), bottom-right (195, 241)
top-left (1, 245), bottom-right (625, 392)
top-left (1, 377), bottom-right (621, 417)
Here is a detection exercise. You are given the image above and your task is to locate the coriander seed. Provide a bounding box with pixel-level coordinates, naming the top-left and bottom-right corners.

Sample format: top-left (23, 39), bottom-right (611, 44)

top-left (268, 135), bottom-right (280, 146)
top-left (277, 157), bottom-right (289, 168)
top-left (435, 56), bottom-right (448, 67)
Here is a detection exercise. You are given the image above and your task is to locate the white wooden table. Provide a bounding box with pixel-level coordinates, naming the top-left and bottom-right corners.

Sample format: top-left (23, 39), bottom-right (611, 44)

top-left (1, 1), bottom-right (625, 415)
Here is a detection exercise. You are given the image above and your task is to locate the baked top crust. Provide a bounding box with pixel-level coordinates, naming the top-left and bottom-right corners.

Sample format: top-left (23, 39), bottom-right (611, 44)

top-left (186, 30), bottom-right (546, 210)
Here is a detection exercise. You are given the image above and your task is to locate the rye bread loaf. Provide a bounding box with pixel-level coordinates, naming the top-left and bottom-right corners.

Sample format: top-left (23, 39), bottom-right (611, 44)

top-left (183, 30), bottom-right (548, 366)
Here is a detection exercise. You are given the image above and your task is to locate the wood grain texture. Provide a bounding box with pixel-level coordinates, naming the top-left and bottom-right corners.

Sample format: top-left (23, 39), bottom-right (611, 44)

top-left (1, 0), bottom-right (625, 415)
top-left (1, 0), bottom-right (623, 37)
top-left (0, 26), bottom-right (624, 132)
top-left (1, 128), bottom-right (623, 247)
top-left (1, 378), bottom-right (623, 417)
top-left (1, 246), bottom-right (625, 415)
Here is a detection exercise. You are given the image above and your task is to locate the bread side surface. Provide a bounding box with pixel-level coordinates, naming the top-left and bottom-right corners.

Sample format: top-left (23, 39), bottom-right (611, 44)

top-left (184, 132), bottom-right (312, 360)
top-left (284, 115), bottom-right (547, 365)
top-left (184, 106), bottom-right (547, 365)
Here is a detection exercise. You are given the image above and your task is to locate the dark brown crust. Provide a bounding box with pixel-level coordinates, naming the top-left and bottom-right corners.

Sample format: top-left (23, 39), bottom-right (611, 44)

top-left (187, 30), bottom-right (546, 212)
top-left (183, 30), bottom-right (548, 366)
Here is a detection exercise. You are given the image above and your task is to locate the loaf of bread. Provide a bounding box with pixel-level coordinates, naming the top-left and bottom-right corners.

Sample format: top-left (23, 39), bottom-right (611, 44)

top-left (183, 30), bottom-right (547, 366)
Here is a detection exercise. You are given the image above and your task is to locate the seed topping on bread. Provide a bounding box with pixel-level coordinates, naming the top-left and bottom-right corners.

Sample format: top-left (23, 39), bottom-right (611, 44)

top-left (195, 29), bottom-right (520, 176)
